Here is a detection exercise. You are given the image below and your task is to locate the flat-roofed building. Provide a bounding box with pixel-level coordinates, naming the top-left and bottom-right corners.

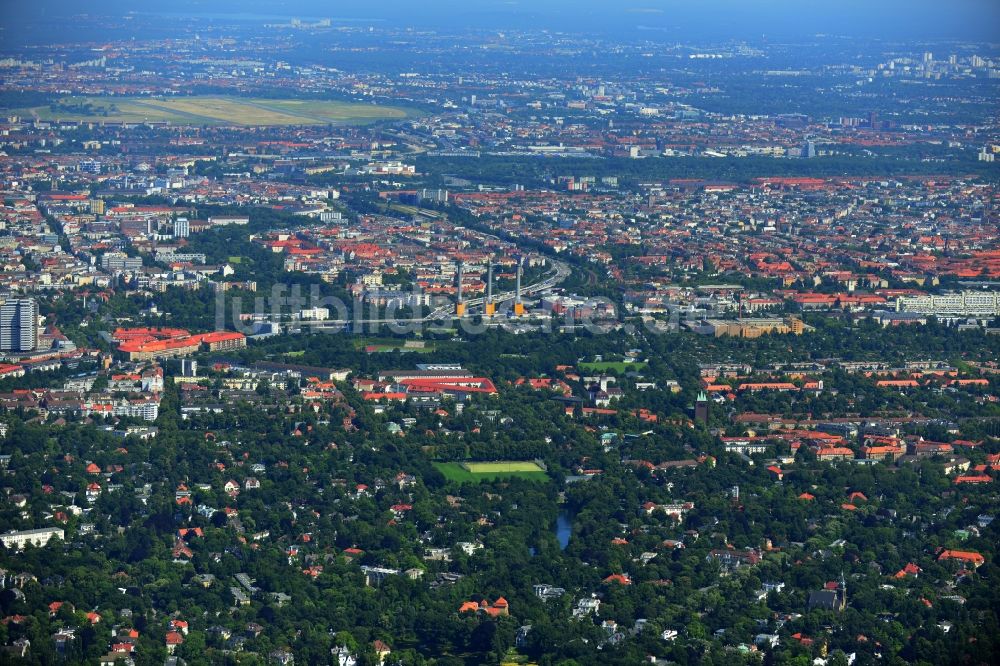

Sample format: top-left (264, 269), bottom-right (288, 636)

top-left (0, 298), bottom-right (37, 352)
top-left (896, 291), bottom-right (1000, 316)
top-left (689, 317), bottom-right (807, 338)
top-left (1, 527), bottom-right (64, 550)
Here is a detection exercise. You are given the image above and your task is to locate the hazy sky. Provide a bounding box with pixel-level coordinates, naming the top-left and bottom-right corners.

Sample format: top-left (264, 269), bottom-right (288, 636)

top-left (3, 0), bottom-right (1000, 41)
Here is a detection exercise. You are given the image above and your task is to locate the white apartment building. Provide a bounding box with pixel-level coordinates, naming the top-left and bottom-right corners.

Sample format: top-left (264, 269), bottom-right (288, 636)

top-left (896, 290), bottom-right (1000, 316)
top-left (1, 527), bottom-right (64, 550)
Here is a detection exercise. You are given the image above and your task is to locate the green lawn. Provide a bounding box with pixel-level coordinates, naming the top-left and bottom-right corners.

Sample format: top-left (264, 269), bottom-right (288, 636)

top-left (578, 361), bottom-right (648, 373)
top-left (434, 462), bottom-right (549, 483)
top-left (18, 95), bottom-right (415, 127)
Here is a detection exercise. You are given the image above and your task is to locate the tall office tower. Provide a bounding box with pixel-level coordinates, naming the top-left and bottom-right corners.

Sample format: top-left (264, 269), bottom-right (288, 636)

top-left (173, 217), bottom-right (190, 238)
top-left (0, 298), bottom-right (38, 352)
top-left (803, 140), bottom-right (816, 158)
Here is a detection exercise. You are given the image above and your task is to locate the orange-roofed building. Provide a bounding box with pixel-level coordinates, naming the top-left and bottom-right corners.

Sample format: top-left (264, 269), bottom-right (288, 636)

top-left (165, 631), bottom-right (184, 653)
top-left (738, 382), bottom-right (799, 392)
top-left (816, 447), bottom-right (855, 461)
top-left (876, 379), bottom-right (920, 388)
top-left (118, 337), bottom-right (200, 361)
top-left (949, 378), bottom-right (989, 386)
top-left (863, 444), bottom-right (904, 461)
top-left (458, 597), bottom-right (510, 617)
top-left (194, 331), bottom-right (247, 352)
top-left (937, 550), bottom-right (984, 567)
top-left (362, 392), bottom-right (407, 402)
top-left (954, 475), bottom-right (991, 485)
top-left (0, 364), bottom-right (25, 378)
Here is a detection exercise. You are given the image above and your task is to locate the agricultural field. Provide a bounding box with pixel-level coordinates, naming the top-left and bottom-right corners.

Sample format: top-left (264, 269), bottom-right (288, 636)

top-left (17, 96), bottom-right (413, 126)
top-left (434, 461), bottom-right (549, 482)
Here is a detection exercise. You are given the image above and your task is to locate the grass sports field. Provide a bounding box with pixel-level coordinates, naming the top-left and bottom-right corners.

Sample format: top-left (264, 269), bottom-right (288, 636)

top-left (20, 96), bottom-right (413, 126)
top-left (354, 338), bottom-right (435, 353)
top-left (434, 461), bottom-right (548, 482)
top-left (466, 462), bottom-right (543, 473)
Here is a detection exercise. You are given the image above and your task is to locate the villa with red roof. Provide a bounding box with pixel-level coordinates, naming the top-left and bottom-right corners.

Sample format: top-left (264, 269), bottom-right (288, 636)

top-left (459, 597), bottom-right (510, 617)
top-left (937, 549), bottom-right (984, 567)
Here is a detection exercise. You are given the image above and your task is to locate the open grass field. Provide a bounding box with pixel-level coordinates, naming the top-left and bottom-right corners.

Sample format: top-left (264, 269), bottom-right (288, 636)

top-left (578, 361), bottom-right (648, 373)
top-left (434, 461), bottom-right (548, 482)
top-left (19, 96), bottom-right (413, 126)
